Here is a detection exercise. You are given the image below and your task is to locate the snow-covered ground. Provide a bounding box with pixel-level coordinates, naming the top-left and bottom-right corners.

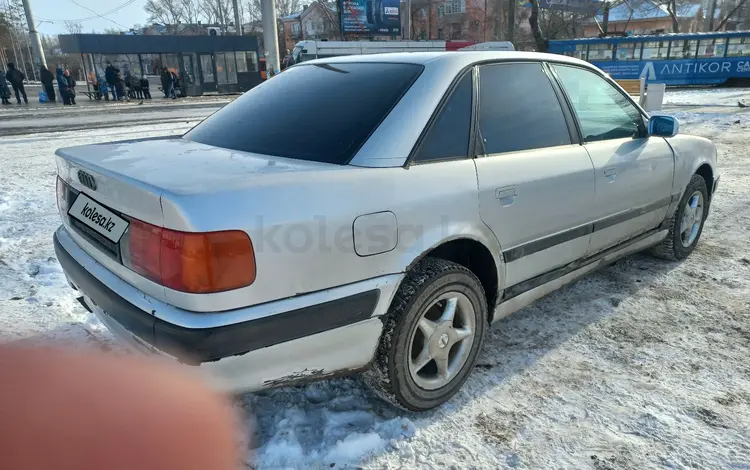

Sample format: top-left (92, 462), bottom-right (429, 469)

top-left (1, 89), bottom-right (749, 469)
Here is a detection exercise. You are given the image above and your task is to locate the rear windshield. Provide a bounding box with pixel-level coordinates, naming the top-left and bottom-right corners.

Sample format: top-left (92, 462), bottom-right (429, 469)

top-left (184, 62), bottom-right (423, 164)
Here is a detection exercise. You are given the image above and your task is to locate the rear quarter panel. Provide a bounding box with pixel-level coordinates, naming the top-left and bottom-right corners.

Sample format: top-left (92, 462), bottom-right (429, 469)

top-left (160, 159), bottom-right (504, 312)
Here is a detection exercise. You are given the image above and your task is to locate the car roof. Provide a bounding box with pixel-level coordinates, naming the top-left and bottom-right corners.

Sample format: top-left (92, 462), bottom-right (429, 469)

top-left (301, 51), bottom-right (594, 72)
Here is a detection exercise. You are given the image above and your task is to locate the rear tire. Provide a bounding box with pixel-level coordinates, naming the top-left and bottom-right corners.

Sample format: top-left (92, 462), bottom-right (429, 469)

top-left (652, 174), bottom-right (709, 261)
top-left (364, 257), bottom-right (487, 411)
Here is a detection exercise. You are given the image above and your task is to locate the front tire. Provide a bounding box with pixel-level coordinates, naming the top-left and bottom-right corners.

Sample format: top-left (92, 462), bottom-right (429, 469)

top-left (364, 258), bottom-right (487, 411)
top-left (652, 174), bottom-right (709, 261)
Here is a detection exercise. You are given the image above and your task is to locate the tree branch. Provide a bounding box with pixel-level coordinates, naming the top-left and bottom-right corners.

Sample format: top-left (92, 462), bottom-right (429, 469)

top-left (714, 0), bottom-right (747, 30)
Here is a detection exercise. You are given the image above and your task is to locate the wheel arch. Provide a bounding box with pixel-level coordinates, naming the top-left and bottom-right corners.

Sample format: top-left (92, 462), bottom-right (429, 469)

top-left (694, 162), bottom-right (714, 198)
top-left (405, 236), bottom-right (502, 322)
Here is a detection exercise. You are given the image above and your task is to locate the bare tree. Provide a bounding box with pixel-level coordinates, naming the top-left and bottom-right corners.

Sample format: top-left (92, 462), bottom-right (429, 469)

top-left (64, 21), bottom-right (84, 34)
top-left (714, 0), bottom-right (748, 30)
top-left (201, 0), bottom-right (233, 28)
top-left (528, 0), bottom-right (548, 51)
top-left (180, 0), bottom-right (203, 23)
top-left (145, 0), bottom-right (185, 24)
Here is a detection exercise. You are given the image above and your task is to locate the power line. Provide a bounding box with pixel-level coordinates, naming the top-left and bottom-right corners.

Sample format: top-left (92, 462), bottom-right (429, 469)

top-left (36, 0), bottom-right (138, 24)
top-left (66, 0), bottom-right (130, 28)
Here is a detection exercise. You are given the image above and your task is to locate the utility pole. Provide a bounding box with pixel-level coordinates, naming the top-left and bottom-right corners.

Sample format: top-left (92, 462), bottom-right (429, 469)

top-left (705, 0), bottom-right (717, 31)
top-left (20, 0), bottom-right (47, 68)
top-left (507, 0), bottom-right (515, 43)
top-left (261, 0), bottom-right (280, 73)
top-left (232, 0), bottom-right (243, 35)
top-left (404, 0), bottom-right (411, 39)
top-left (602, 1), bottom-right (610, 35)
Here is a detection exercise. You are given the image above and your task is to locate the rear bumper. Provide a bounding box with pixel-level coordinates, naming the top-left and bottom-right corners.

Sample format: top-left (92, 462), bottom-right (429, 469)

top-left (54, 226), bottom-right (399, 391)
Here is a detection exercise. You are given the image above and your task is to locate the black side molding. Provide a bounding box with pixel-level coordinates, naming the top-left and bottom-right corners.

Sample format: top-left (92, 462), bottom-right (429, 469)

top-left (502, 226), bottom-right (664, 301)
top-left (54, 232), bottom-right (379, 364)
top-left (503, 197), bottom-right (673, 263)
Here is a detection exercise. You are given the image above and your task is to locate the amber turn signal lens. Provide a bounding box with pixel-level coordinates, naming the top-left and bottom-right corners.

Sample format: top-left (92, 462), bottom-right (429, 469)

top-left (124, 219), bottom-right (256, 294)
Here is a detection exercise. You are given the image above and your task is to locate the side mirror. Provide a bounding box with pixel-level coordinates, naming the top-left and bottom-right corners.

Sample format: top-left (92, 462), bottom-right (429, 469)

top-left (648, 114), bottom-right (680, 137)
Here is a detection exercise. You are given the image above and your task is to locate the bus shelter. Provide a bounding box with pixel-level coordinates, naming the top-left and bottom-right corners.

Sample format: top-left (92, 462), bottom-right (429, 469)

top-left (58, 34), bottom-right (262, 96)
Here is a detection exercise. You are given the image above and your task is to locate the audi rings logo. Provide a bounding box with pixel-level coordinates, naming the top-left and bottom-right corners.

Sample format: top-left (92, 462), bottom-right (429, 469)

top-left (78, 170), bottom-right (97, 191)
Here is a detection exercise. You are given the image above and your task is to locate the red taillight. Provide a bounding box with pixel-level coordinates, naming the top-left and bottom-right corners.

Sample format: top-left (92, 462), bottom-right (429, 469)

top-left (56, 176), bottom-right (68, 214)
top-left (123, 219), bottom-right (256, 294)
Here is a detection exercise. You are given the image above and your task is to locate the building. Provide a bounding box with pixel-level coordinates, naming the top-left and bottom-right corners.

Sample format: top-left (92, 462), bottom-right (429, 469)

top-left (403, 0), bottom-right (532, 43)
top-left (280, 1), bottom-right (340, 54)
top-left (582, 1), bottom-right (706, 37)
top-left (58, 34), bottom-right (261, 96)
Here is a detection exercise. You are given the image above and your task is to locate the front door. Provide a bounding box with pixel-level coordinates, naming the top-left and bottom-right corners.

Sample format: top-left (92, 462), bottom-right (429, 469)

top-left (199, 54), bottom-right (217, 93)
top-left (473, 62), bottom-right (596, 289)
top-left (550, 64), bottom-right (675, 256)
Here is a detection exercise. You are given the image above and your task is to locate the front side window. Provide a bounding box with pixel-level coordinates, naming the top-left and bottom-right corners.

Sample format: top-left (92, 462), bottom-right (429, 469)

top-left (185, 63), bottom-right (423, 164)
top-left (477, 63), bottom-right (571, 155)
top-left (413, 72), bottom-right (472, 162)
top-left (552, 64), bottom-right (643, 143)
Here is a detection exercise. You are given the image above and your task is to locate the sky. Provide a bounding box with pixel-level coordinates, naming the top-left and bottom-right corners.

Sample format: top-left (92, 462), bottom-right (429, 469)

top-left (31, 0), bottom-right (150, 35)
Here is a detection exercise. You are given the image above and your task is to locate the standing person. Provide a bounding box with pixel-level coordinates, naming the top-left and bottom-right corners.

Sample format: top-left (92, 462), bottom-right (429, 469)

top-left (56, 68), bottom-right (69, 105)
top-left (169, 70), bottom-right (178, 99)
top-left (5, 62), bottom-right (28, 104)
top-left (133, 74), bottom-right (143, 99)
top-left (105, 61), bottom-right (118, 101)
top-left (115, 68), bottom-right (126, 101)
top-left (40, 65), bottom-right (56, 103)
top-left (0, 73), bottom-right (11, 105)
top-left (160, 68), bottom-right (170, 98)
top-left (63, 70), bottom-right (76, 105)
top-left (140, 76), bottom-right (151, 99)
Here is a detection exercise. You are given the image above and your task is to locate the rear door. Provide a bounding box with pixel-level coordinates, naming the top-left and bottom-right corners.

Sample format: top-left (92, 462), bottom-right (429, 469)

top-left (549, 64), bottom-right (675, 256)
top-left (473, 62), bottom-right (596, 289)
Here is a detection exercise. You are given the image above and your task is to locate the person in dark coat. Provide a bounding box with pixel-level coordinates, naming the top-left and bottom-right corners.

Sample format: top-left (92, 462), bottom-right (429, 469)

top-left (63, 70), bottom-right (76, 105)
top-left (40, 65), bottom-right (56, 102)
top-left (56, 68), bottom-right (69, 105)
top-left (0, 73), bottom-right (11, 105)
top-left (160, 68), bottom-right (171, 98)
top-left (140, 76), bottom-right (151, 99)
top-left (105, 61), bottom-right (118, 100)
top-left (5, 62), bottom-right (27, 104)
top-left (114, 68), bottom-right (126, 101)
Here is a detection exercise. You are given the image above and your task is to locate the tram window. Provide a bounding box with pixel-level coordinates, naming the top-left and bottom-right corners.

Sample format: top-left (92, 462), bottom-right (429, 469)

top-left (727, 37), bottom-right (749, 57)
top-left (669, 40), bottom-right (698, 59)
top-left (697, 38), bottom-right (725, 58)
top-left (616, 42), bottom-right (640, 61)
top-left (642, 41), bottom-right (669, 60)
top-left (574, 44), bottom-right (587, 60)
top-left (588, 43), bottom-right (613, 61)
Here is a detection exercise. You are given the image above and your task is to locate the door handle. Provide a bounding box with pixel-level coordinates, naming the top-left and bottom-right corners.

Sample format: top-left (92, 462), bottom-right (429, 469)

top-left (495, 186), bottom-right (517, 206)
top-left (603, 167), bottom-right (617, 182)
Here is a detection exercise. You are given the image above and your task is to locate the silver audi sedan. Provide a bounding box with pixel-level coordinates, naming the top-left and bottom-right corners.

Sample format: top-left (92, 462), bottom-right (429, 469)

top-left (53, 51), bottom-right (718, 411)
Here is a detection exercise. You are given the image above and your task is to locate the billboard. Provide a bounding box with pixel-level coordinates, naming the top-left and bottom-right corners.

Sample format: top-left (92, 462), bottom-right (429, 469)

top-left (522, 0), bottom-right (601, 14)
top-left (340, 0), bottom-right (401, 35)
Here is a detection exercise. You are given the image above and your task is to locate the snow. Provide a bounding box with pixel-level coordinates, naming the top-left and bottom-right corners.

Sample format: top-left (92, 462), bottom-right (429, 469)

top-left (1, 88), bottom-right (750, 469)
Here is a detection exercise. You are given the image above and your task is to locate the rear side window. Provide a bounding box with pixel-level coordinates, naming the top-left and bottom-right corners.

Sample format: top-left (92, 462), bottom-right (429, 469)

top-left (413, 72), bottom-right (473, 163)
top-left (477, 63), bottom-right (571, 155)
top-left (184, 63), bottom-right (423, 164)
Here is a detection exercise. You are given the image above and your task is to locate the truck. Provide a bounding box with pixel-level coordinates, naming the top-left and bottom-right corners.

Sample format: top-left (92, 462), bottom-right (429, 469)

top-left (290, 40), bottom-right (514, 64)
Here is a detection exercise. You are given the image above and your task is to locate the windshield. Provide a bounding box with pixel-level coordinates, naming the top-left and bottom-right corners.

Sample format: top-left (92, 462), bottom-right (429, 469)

top-left (184, 62), bottom-right (423, 164)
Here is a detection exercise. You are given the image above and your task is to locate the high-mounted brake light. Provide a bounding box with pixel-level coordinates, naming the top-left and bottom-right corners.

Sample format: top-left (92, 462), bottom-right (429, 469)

top-left (124, 219), bottom-right (256, 294)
